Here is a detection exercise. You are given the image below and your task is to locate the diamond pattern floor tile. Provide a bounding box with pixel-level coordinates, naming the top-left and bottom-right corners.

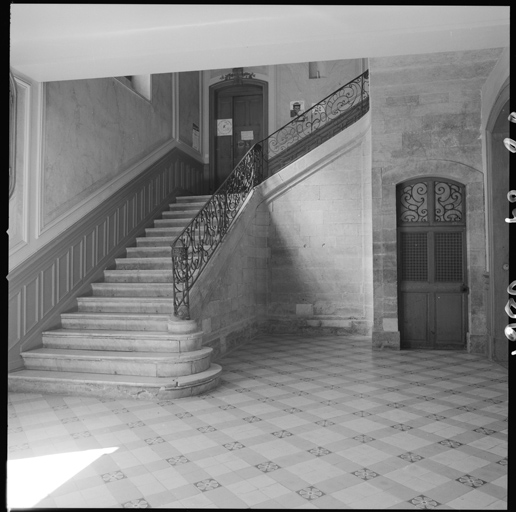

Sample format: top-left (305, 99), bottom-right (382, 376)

top-left (7, 334), bottom-right (508, 509)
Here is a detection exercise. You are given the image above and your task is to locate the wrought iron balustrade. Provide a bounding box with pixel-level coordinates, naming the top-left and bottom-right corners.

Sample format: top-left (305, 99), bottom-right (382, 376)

top-left (265, 70), bottom-right (369, 174)
top-left (172, 145), bottom-right (263, 318)
top-left (171, 69), bottom-right (369, 319)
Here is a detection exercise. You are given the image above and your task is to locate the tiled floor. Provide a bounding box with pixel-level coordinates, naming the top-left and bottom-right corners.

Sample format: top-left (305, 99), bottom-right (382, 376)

top-left (7, 334), bottom-right (509, 509)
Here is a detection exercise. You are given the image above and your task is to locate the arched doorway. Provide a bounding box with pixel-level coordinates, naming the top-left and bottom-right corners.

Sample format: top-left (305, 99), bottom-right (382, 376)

top-left (397, 177), bottom-right (468, 349)
top-left (209, 79), bottom-right (268, 192)
top-left (486, 82), bottom-right (510, 365)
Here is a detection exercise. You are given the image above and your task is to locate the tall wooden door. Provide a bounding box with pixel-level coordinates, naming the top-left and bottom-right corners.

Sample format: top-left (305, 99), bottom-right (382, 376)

top-left (212, 84), bottom-right (264, 190)
top-left (397, 178), bottom-right (467, 349)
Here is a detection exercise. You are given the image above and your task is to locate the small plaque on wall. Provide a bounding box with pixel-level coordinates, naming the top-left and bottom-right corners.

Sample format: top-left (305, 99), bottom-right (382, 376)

top-left (241, 130), bottom-right (254, 141)
top-left (217, 119), bottom-right (233, 136)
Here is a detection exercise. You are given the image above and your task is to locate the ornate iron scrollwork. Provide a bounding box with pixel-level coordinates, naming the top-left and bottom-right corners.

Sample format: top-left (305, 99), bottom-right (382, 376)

top-left (172, 70), bottom-right (370, 320)
top-left (434, 181), bottom-right (463, 222)
top-left (398, 182), bottom-right (428, 223)
top-left (219, 67), bottom-right (256, 84)
top-left (266, 70), bottom-right (369, 159)
top-left (172, 145), bottom-right (264, 319)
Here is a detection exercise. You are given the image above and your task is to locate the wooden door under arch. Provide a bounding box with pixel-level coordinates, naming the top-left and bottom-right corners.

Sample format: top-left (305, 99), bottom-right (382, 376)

top-left (210, 83), bottom-right (265, 191)
top-left (397, 178), bottom-right (468, 349)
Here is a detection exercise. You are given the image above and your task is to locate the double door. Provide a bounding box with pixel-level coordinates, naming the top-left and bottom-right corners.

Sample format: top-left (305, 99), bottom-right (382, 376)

top-left (397, 179), bottom-right (467, 349)
top-left (212, 84), bottom-right (264, 190)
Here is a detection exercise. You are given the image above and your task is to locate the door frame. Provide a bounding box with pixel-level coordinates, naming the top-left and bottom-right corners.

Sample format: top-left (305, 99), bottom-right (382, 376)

top-left (397, 177), bottom-right (468, 349)
top-left (208, 78), bottom-right (268, 193)
top-left (372, 160), bottom-right (486, 352)
top-left (485, 78), bottom-right (510, 363)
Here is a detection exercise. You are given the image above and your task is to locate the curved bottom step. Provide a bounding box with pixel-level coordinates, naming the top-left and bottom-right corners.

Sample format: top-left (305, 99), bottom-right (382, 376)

top-left (8, 364), bottom-right (222, 400)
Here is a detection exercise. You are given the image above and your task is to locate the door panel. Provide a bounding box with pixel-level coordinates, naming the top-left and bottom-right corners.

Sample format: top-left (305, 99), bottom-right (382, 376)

top-left (435, 293), bottom-right (464, 347)
top-left (233, 94), bottom-right (263, 167)
top-left (214, 95), bottom-right (234, 187)
top-left (400, 292), bottom-right (428, 347)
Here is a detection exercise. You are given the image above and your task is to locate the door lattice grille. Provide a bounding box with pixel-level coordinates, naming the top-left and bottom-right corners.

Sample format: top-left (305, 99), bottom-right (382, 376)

top-left (435, 232), bottom-right (463, 282)
top-left (401, 233), bottom-right (428, 281)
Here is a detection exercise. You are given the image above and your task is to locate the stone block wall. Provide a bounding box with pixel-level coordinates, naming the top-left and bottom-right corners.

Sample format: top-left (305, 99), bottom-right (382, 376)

top-left (263, 120), bottom-right (373, 335)
top-left (369, 48), bottom-right (504, 352)
top-left (188, 112), bottom-right (373, 354)
top-left (189, 192), bottom-right (269, 360)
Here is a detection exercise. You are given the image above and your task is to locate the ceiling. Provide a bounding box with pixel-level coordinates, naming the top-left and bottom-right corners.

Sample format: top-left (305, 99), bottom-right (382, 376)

top-left (9, 4), bottom-right (510, 83)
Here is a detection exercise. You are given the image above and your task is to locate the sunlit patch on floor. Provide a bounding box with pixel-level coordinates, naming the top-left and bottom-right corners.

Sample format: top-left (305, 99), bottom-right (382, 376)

top-left (7, 446), bottom-right (118, 508)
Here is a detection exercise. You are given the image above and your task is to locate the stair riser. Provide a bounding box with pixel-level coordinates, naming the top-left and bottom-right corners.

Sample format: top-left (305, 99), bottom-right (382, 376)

top-left (115, 260), bottom-right (172, 270)
top-left (154, 219), bottom-right (192, 227)
top-left (22, 353), bottom-right (212, 378)
top-left (76, 305), bottom-right (172, 314)
top-left (102, 273), bottom-right (197, 285)
top-left (176, 196), bottom-right (210, 202)
top-left (126, 248), bottom-right (172, 258)
top-left (145, 228), bottom-right (184, 237)
top-left (162, 211), bottom-right (198, 219)
top-left (145, 227), bottom-right (208, 236)
top-left (8, 373), bottom-right (222, 400)
top-left (91, 284), bottom-right (174, 297)
top-left (168, 204), bottom-right (203, 210)
top-left (103, 271), bottom-right (172, 283)
top-left (61, 318), bottom-right (169, 331)
top-left (77, 300), bottom-right (174, 314)
top-left (136, 239), bottom-right (176, 247)
top-left (42, 335), bottom-right (203, 353)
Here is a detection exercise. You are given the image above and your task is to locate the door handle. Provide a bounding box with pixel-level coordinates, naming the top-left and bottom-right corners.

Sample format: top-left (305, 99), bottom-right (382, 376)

top-left (461, 285), bottom-right (469, 293)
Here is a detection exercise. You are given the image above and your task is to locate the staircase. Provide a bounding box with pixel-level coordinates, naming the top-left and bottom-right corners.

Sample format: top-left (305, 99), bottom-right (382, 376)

top-left (8, 195), bottom-right (223, 400)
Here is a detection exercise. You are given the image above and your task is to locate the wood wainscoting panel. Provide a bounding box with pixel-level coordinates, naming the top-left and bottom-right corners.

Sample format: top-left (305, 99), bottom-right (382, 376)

top-left (8, 147), bottom-right (204, 371)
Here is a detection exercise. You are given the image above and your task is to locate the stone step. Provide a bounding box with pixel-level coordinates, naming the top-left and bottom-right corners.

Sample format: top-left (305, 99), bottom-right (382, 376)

top-left (115, 257), bottom-right (172, 270)
top-left (21, 347), bottom-right (213, 377)
top-left (103, 269), bottom-right (172, 283)
top-left (42, 328), bottom-right (203, 352)
top-left (61, 312), bottom-right (170, 331)
top-left (124, 247), bottom-right (214, 259)
top-left (145, 227), bottom-right (185, 237)
top-left (136, 236), bottom-right (178, 247)
top-left (11, 194), bottom-right (222, 401)
top-left (126, 246), bottom-right (172, 258)
top-left (176, 195), bottom-right (211, 203)
top-left (153, 218), bottom-right (193, 228)
top-left (91, 282), bottom-right (175, 297)
top-left (161, 210), bottom-right (197, 219)
top-left (168, 203), bottom-right (206, 211)
top-left (8, 364), bottom-right (223, 400)
top-left (77, 296), bottom-right (175, 313)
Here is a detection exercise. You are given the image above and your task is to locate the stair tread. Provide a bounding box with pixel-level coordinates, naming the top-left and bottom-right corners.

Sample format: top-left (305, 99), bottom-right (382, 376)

top-left (105, 269), bottom-right (171, 273)
top-left (9, 365), bottom-right (222, 385)
top-left (43, 328), bottom-right (199, 338)
top-left (23, 347), bottom-right (212, 359)
top-left (61, 312), bottom-right (171, 318)
top-left (176, 196), bottom-right (210, 200)
top-left (117, 257), bottom-right (172, 261)
top-left (92, 282), bottom-right (173, 285)
top-left (78, 297), bottom-right (174, 302)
